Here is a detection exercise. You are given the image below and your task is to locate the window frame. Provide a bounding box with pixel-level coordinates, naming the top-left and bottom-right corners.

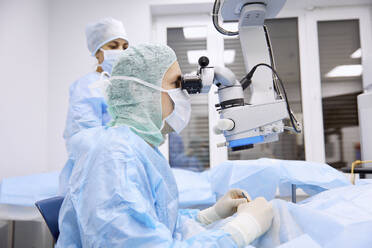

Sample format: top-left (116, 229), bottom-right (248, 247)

top-left (298, 6), bottom-right (372, 163)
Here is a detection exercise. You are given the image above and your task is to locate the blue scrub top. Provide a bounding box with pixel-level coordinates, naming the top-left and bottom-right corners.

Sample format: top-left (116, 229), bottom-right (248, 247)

top-left (60, 72), bottom-right (111, 195)
top-left (63, 72), bottom-right (111, 141)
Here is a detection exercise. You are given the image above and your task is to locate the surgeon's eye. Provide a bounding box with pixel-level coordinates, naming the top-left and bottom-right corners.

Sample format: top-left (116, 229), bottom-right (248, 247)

top-left (173, 76), bottom-right (182, 88)
top-left (123, 43), bottom-right (129, 50)
top-left (108, 41), bottom-right (119, 49)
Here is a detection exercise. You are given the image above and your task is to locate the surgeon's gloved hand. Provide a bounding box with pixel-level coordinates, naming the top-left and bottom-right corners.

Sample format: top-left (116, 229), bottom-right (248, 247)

top-left (222, 197), bottom-right (274, 248)
top-left (197, 189), bottom-right (250, 225)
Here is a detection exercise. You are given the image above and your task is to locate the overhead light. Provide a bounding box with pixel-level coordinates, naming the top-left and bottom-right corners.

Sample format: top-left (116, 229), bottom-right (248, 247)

top-left (183, 26), bottom-right (207, 39)
top-left (326, 64), bottom-right (362, 78)
top-left (350, 48), bottom-right (362, 59)
top-left (224, 50), bottom-right (236, 64)
top-left (187, 50), bottom-right (208, 64)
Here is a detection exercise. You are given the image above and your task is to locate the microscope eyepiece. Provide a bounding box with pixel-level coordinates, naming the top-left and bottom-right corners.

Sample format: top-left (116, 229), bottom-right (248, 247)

top-left (181, 56), bottom-right (211, 94)
top-left (181, 74), bottom-right (202, 94)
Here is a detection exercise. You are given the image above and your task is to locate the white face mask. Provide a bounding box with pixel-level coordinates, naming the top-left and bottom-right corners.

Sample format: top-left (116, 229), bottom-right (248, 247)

top-left (109, 75), bottom-right (191, 134)
top-left (98, 49), bottom-right (125, 74)
top-left (164, 88), bottom-right (191, 133)
top-left (89, 71), bottom-right (111, 101)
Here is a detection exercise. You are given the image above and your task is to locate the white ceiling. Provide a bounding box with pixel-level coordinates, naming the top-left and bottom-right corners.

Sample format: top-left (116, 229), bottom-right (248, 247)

top-left (151, 0), bottom-right (372, 16)
top-left (285, 0), bottom-right (372, 9)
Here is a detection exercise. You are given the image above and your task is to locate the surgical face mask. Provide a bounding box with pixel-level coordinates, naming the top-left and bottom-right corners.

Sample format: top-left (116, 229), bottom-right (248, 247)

top-left (109, 75), bottom-right (191, 134)
top-left (164, 88), bottom-right (191, 133)
top-left (98, 49), bottom-right (125, 74)
top-left (89, 71), bottom-right (111, 101)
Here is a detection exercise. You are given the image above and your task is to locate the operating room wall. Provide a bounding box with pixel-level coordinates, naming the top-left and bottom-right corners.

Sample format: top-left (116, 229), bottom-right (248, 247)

top-left (0, 0), bottom-right (49, 180)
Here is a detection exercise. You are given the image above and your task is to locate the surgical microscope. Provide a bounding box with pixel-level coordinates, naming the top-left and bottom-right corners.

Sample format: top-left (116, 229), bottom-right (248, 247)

top-left (181, 0), bottom-right (302, 152)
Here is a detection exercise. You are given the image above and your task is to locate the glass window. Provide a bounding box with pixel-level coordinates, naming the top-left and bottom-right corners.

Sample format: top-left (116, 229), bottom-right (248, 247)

top-left (167, 27), bottom-right (210, 171)
top-left (225, 18), bottom-right (305, 160)
top-left (318, 20), bottom-right (363, 168)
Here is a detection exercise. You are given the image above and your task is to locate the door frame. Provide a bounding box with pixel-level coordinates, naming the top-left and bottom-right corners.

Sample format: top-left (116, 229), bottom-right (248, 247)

top-left (298, 6), bottom-right (372, 163)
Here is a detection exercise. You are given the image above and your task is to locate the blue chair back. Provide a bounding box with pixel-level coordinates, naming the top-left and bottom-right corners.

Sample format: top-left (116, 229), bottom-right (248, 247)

top-left (35, 196), bottom-right (64, 242)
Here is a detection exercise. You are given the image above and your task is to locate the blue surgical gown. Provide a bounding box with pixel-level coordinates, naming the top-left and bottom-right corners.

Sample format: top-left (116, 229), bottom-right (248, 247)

top-left (63, 72), bottom-right (111, 140)
top-left (56, 126), bottom-right (237, 247)
top-left (60, 72), bottom-right (111, 195)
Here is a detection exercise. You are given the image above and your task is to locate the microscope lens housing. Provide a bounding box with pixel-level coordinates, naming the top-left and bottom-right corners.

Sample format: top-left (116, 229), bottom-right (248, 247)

top-left (181, 56), bottom-right (210, 94)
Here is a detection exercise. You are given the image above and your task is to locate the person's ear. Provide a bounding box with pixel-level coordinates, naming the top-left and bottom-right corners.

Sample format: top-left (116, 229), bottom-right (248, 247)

top-left (96, 50), bottom-right (104, 64)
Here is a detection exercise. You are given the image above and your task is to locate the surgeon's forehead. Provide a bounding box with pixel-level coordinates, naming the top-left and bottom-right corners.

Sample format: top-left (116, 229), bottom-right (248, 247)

top-left (106, 39), bottom-right (128, 45)
top-left (170, 62), bottom-right (181, 76)
top-left (169, 62), bottom-right (182, 80)
top-left (162, 61), bottom-right (182, 89)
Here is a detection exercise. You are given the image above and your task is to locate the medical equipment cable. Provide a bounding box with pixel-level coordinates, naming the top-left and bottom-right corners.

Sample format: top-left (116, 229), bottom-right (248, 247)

top-left (263, 25), bottom-right (280, 96)
top-left (350, 160), bottom-right (372, 185)
top-left (243, 63), bottom-right (302, 133)
top-left (261, 26), bottom-right (299, 131)
top-left (211, 0), bottom-right (281, 95)
top-left (212, 0), bottom-right (280, 94)
top-left (212, 0), bottom-right (239, 36)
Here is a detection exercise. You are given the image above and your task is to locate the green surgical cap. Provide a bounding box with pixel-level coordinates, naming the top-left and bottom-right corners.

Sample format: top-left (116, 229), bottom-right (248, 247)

top-left (107, 43), bottom-right (177, 147)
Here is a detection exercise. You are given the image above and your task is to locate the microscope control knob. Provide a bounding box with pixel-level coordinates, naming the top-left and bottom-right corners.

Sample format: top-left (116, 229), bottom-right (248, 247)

top-left (272, 126), bottom-right (280, 133)
top-left (217, 119), bottom-right (235, 131)
top-left (198, 56), bottom-right (209, 67)
top-left (213, 125), bottom-right (223, 135)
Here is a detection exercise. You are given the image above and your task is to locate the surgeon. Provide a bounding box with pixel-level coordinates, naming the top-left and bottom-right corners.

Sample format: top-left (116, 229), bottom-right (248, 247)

top-left (64, 17), bottom-right (129, 140)
top-left (59, 17), bottom-right (129, 195)
top-left (57, 43), bottom-right (274, 247)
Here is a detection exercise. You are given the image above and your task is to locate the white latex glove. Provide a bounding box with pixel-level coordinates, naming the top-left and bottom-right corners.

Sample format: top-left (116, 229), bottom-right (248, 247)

top-left (222, 197), bottom-right (274, 248)
top-left (197, 189), bottom-right (250, 225)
